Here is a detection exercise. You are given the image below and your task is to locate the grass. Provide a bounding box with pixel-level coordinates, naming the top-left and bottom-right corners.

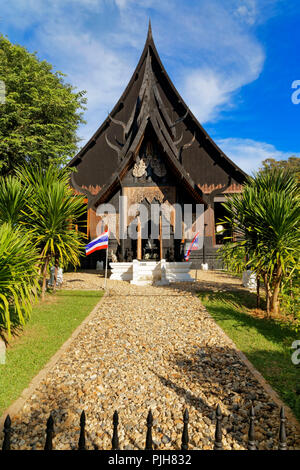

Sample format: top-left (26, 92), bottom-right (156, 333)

top-left (198, 289), bottom-right (300, 422)
top-left (0, 290), bottom-right (103, 416)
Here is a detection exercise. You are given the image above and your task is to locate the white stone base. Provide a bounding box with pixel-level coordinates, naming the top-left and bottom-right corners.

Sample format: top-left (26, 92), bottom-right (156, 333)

top-left (165, 262), bottom-right (194, 283)
top-left (242, 270), bottom-right (257, 291)
top-left (0, 339), bottom-right (5, 364)
top-left (130, 260), bottom-right (161, 285)
top-left (201, 263), bottom-right (209, 271)
top-left (109, 262), bottom-right (133, 281)
top-left (130, 280), bottom-right (152, 286)
top-left (96, 261), bottom-right (104, 270)
top-left (48, 267), bottom-right (63, 287)
top-left (110, 259), bottom-right (194, 285)
top-left (155, 279), bottom-right (170, 286)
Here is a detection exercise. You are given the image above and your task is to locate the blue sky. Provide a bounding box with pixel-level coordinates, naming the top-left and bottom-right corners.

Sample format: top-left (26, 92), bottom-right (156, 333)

top-left (1, 0), bottom-right (300, 173)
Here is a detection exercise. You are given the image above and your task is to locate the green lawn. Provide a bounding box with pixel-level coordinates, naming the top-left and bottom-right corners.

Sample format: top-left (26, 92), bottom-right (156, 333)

top-left (198, 289), bottom-right (300, 421)
top-left (0, 290), bottom-right (103, 416)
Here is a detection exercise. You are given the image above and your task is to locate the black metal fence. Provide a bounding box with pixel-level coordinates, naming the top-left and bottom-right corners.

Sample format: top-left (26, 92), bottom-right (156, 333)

top-left (1, 405), bottom-right (288, 451)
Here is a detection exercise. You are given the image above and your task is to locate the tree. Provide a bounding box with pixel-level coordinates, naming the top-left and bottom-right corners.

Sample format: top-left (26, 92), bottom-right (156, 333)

top-left (19, 165), bottom-right (86, 300)
top-left (0, 34), bottom-right (87, 175)
top-left (259, 156), bottom-right (300, 181)
top-left (223, 169), bottom-right (300, 316)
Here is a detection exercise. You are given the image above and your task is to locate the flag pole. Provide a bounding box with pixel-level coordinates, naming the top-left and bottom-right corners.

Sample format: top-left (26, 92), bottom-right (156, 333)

top-left (104, 228), bottom-right (109, 290)
top-left (104, 244), bottom-right (108, 290)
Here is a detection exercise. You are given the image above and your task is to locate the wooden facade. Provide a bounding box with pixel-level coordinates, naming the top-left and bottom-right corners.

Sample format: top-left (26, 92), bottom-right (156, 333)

top-left (69, 22), bottom-right (246, 268)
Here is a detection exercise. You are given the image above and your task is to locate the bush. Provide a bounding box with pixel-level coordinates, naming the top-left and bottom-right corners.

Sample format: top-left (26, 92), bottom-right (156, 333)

top-left (217, 242), bottom-right (246, 274)
top-left (0, 223), bottom-right (39, 337)
top-left (280, 270), bottom-right (300, 329)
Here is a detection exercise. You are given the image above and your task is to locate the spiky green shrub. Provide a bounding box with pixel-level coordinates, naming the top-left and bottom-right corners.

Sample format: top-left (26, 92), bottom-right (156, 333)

top-left (217, 242), bottom-right (246, 274)
top-left (0, 175), bottom-right (31, 226)
top-left (18, 165), bottom-right (86, 299)
top-left (280, 269), bottom-right (300, 327)
top-left (223, 169), bottom-right (300, 316)
top-left (0, 223), bottom-right (39, 337)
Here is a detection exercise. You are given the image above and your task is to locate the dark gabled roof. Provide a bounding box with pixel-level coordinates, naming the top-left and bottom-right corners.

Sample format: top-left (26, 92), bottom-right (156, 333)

top-left (69, 21), bottom-right (247, 208)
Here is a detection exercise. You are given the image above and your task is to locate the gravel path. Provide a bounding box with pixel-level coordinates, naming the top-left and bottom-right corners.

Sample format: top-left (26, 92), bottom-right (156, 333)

top-left (7, 275), bottom-right (300, 450)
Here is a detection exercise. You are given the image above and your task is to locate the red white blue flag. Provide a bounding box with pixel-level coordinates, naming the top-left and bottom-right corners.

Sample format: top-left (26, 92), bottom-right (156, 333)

top-left (85, 230), bottom-right (109, 256)
top-left (184, 232), bottom-right (200, 261)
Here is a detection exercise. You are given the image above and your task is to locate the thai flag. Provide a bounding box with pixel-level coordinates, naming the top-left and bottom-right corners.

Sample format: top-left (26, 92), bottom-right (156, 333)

top-left (85, 230), bottom-right (109, 256)
top-left (184, 232), bottom-right (200, 261)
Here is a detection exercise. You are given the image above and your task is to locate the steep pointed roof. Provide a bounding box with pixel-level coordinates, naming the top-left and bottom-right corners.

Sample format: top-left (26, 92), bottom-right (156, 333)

top-left (69, 23), bottom-right (246, 208)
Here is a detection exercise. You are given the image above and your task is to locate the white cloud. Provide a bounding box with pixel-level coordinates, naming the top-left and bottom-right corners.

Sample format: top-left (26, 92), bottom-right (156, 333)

top-left (176, 1), bottom-right (265, 122)
top-left (216, 138), bottom-right (300, 174)
top-left (183, 68), bottom-right (245, 123)
top-left (234, 0), bottom-right (257, 25)
top-left (108, 0), bottom-right (266, 123)
top-left (38, 23), bottom-right (134, 136)
top-left (0, 0), bottom-right (284, 145)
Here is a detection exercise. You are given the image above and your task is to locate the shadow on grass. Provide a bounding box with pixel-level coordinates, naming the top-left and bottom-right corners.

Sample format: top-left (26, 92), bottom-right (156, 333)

top-left (198, 290), bottom-right (295, 351)
top-left (0, 312), bottom-right (31, 345)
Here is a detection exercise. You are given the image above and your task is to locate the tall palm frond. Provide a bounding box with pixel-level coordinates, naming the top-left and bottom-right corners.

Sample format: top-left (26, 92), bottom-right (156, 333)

top-left (0, 175), bottom-right (31, 226)
top-left (0, 224), bottom-right (40, 337)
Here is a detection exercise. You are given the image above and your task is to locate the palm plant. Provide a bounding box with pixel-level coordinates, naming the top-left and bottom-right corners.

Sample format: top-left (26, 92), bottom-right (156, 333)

top-left (0, 175), bottom-right (31, 226)
top-left (19, 165), bottom-right (86, 300)
top-left (0, 224), bottom-right (39, 337)
top-left (223, 169), bottom-right (300, 316)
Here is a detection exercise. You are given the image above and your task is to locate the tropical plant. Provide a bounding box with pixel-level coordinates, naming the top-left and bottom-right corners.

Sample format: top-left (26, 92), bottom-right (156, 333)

top-left (280, 269), bottom-right (300, 327)
top-left (0, 175), bottom-right (31, 226)
top-left (0, 223), bottom-right (39, 337)
top-left (222, 169), bottom-right (300, 316)
top-left (217, 242), bottom-right (246, 275)
top-left (18, 165), bottom-right (87, 299)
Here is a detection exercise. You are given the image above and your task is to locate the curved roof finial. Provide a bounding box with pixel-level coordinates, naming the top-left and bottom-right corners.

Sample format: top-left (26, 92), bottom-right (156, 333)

top-left (147, 18), bottom-right (153, 41)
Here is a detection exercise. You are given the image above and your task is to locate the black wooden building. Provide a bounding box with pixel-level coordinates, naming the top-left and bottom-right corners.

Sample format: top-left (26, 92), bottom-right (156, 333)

top-left (69, 22), bottom-right (246, 268)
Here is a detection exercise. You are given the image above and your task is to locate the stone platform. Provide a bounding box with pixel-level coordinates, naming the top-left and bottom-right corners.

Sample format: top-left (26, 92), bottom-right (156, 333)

top-left (110, 259), bottom-right (195, 286)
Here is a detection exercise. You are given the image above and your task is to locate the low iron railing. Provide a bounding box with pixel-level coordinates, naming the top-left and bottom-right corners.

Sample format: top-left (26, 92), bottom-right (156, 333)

top-left (1, 405), bottom-right (288, 451)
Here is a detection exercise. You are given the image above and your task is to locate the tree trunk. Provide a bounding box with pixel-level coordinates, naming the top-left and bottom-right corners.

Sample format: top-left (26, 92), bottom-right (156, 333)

top-left (270, 281), bottom-right (281, 315)
top-left (263, 273), bottom-right (271, 316)
top-left (270, 267), bottom-right (282, 316)
top-left (41, 257), bottom-right (49, 301)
